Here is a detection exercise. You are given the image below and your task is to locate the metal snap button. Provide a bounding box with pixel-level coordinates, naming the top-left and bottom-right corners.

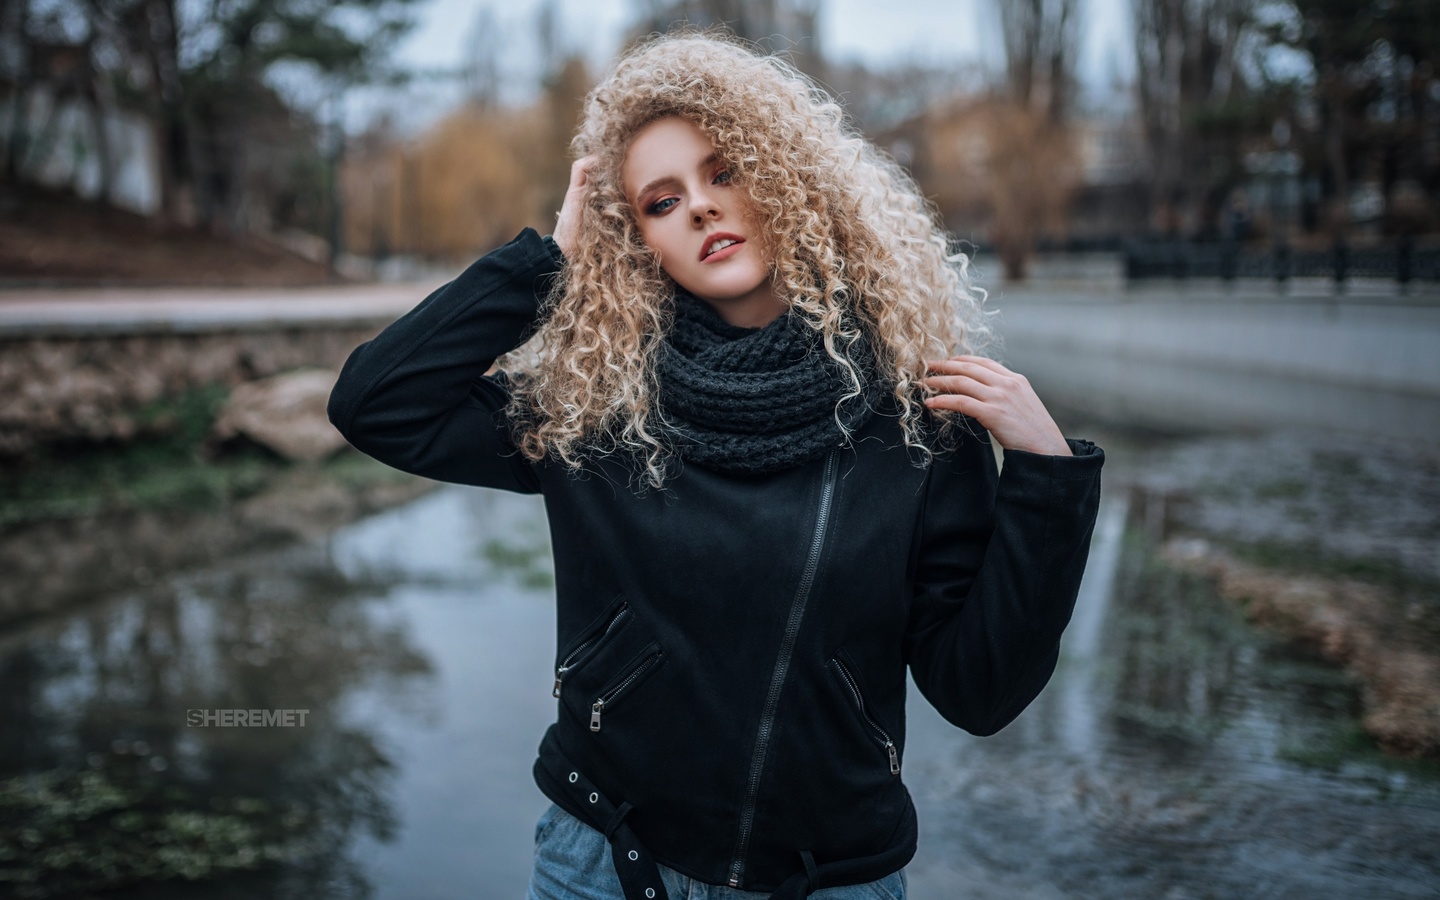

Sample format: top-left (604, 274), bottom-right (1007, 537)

top-left (628, 850), bottom-right (639, 861)
top-left (568, 772), bottom-right (578, 783)
top-left (589, 792), bottom-right (598, 803)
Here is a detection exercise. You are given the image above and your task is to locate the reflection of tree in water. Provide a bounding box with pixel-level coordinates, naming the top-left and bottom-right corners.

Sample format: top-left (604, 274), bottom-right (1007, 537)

top-left (910, 489), bottom-right (1440, 899)
top-left (1101, 494), bottom-right (1370, 758)
top-left (1104, 518), bottom-right (1256, 747)
top-left (0, 541), bottom-right (434, 898)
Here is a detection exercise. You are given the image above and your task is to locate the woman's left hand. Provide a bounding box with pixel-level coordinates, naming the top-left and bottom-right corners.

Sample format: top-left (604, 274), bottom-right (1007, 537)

top-left (923, 356), bottom-right (1072, 456)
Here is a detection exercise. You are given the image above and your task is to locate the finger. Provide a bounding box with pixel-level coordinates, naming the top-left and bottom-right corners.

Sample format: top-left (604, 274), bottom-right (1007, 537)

top-left (922, 373), bottom-right (997, 399)
top-left (570, 155), bottom-right (598, 188)
top-left (924, 392), bottom-right (982, 415)
top-left (957, 355), bottom-right (1014, 375)
top-left (925, 358), bottom-right (1003, 386)
top-left (928, 355), bottom-right (1010, 373)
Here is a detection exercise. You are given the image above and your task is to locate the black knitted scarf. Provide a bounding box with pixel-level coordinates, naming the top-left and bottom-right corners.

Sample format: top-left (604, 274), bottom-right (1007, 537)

top-left (654, 290), bottom-right (885, 475)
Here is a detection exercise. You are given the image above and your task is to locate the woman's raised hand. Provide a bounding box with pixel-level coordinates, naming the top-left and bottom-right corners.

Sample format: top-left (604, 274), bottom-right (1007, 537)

top-left (553, 155), bottom-right (598, 259)
top-left (923, 356), bottom-right (1072, 456)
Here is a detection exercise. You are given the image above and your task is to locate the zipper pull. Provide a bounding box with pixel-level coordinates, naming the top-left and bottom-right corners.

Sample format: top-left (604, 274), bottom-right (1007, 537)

top-left (886, 742), bottom-right (900, 775)
top-left (590, 700), bottom-right (605, 732)
top-left (552, 676), bottom-right (563, 699)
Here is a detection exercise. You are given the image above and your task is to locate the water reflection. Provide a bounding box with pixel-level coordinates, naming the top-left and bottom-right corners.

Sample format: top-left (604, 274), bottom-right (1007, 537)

top-left (903, 481), bottom-right (1440, 899)
top-left (4, 434), bottom-right (1439, 898)
top-left (0, 524), bottom-right (435, 897)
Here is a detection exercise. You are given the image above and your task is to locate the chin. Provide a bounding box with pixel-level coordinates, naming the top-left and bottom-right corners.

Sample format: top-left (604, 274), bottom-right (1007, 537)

top-left (686, 277), bottom-right (770, 305)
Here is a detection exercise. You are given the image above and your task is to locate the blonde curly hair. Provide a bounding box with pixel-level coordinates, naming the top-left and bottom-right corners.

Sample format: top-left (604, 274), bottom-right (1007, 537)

top-left (503, 32), bottom-right (987, 487)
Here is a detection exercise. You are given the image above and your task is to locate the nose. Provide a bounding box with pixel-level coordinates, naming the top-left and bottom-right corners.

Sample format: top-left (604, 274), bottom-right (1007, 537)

top-left (689, 188), bottom-right (719, 225)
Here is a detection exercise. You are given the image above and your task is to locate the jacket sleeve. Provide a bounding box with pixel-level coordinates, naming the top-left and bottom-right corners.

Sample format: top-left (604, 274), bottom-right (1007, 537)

top-left (904, 422), bottom-right (1104, 736)
top-left (326, 228), bottom-right (565, 494)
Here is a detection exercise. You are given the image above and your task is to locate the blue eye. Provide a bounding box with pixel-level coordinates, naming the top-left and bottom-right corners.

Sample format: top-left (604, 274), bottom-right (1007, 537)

top-left (713, 170), bottom-right (732, 185)
top-left (649, 197), bottom-right (678, 214)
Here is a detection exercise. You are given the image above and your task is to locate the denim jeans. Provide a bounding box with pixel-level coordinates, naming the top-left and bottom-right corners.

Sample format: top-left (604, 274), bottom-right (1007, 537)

top-left (526, 804), bottom-right (907, 900)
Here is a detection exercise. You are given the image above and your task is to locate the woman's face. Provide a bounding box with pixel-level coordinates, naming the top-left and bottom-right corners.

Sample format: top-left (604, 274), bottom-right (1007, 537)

top-left (621, 116), bottom-right (784, 327)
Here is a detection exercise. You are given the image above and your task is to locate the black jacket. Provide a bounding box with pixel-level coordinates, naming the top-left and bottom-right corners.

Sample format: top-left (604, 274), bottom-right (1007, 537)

top-left (327, 228), bottom-right (1104, 898)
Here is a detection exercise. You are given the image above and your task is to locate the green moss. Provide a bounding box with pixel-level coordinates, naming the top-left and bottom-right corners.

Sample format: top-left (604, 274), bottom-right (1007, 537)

top-left (322, 448), bottom-right (423, 491)
top-left (1227, 538), bottom-right (1440, 596)
top-left (0, 768), bottom-right (314, 898)
top-left (0, 385), bottom-right (419, 529)
top-left (480, 534), bottom-right (555, 590)
top-left (1279, 722), bottom-right (1440, 782)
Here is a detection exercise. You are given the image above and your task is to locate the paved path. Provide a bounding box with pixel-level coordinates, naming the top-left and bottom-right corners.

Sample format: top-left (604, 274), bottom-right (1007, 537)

top-left (0, 280), bottom-right (445, 336)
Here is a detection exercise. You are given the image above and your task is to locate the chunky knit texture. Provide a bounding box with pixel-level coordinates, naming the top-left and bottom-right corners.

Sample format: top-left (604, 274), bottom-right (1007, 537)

top-left (654, 291), bottom-right (884, 475)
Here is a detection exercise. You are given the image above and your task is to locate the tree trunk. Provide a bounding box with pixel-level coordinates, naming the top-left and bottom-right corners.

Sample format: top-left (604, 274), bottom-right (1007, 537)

top-left (1323, 79), bottom-right (1350, 233)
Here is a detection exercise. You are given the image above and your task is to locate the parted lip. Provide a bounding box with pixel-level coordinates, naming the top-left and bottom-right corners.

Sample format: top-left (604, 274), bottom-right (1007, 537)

top-left (700, 232), bottom-right (745, 261)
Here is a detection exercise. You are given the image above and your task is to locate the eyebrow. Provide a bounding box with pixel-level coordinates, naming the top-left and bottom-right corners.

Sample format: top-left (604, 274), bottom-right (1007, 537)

top-left (635, 152), bottom-right (722, 201)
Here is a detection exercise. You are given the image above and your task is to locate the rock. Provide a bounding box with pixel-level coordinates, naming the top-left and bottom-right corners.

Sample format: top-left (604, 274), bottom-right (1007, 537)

top-left (213, 369), bottom-right (347, 461)
top-left (0, 329), bottom-right (376, 455)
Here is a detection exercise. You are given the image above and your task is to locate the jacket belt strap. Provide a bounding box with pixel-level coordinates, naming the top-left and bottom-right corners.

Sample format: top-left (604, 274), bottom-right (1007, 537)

top-left (769, 817), bottom-right (917, 899)
top-left (534, 748), bottom-right (669, 900)
top-left (535, 735), bottom-right (917, 900)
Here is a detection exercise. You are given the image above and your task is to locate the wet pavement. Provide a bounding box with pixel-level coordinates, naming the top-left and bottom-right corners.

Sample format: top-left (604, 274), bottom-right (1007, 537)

top-left (3, 424), bottom-right (1438, 898)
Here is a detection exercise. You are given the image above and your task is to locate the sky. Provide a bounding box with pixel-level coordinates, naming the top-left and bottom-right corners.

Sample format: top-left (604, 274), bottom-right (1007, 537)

top-left (351, 0), bottom-right (1136, 135)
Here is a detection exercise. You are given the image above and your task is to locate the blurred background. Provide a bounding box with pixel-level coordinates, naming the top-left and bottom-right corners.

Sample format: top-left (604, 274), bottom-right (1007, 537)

top-left (5, 0), bottom-right (1440, 279)
top-left (1, 1), bottom-right (1438, 898)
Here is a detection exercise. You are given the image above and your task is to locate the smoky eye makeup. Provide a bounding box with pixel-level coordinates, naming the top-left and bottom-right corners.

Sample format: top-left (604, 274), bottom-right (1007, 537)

top-left (633, 158), bottom-right (733, 216)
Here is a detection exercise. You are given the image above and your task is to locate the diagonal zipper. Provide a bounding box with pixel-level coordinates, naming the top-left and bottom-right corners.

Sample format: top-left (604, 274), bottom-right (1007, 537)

top-left (727, 450), bottom-right (839, 889)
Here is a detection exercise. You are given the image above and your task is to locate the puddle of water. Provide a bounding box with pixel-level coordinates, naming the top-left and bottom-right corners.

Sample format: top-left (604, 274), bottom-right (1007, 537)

top-left (2, 429), bottom-right (1438, 898)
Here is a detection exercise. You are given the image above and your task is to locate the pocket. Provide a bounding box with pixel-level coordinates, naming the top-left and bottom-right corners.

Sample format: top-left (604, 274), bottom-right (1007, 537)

top-left (553, 596), bottom-right (631, 699)
top-left (589, 643), bottom-right (664, 733)
top-left (829, 656), bottom-right (900, 776)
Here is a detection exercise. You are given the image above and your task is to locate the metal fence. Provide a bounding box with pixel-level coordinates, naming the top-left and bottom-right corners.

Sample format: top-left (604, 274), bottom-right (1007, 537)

top-left (1122, 239), bottom-right (1440, 284)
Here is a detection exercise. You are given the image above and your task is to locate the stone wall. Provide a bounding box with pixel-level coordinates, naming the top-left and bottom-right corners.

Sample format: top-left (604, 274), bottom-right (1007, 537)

top-left (0, 327), bottom-right (377, 455)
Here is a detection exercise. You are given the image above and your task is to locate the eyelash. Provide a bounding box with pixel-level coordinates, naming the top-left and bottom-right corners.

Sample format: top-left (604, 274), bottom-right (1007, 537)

top-left (646, 170), bottom-right (732, 215)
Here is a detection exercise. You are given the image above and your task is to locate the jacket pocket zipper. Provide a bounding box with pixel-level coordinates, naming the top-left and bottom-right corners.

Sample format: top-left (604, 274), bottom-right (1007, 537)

top-left (832, 657), bottom-right (900, 775)
top-left (553, 602), bottom-right (630, 698)
top-left (591, 648), bottom-right (663, 732)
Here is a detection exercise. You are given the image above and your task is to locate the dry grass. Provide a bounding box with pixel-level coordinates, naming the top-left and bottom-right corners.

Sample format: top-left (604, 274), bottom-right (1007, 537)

top-left (1162, 536), bottom-right (1440, 759)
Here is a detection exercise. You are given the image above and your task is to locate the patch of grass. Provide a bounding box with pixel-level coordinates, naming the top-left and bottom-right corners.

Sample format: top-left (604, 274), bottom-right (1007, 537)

top-left (1228, 537), bottom-right (1440, 597)
top-left (1279, 722), bottom-right (1440, 783)
top-left (0, 385), bottom-right (273, 527)
top-left (479, 517), bottom-right (555, 591)
top-left (0, 767), bottom-right (317, 898)
top-left (0, 385), bottom-right (419, 530)
top-left (322, 449), bottom-right (423, 492)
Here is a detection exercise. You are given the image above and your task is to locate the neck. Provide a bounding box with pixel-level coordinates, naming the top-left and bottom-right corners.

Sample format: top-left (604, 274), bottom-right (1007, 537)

top-left (697, 277), bottom-right (787, 328)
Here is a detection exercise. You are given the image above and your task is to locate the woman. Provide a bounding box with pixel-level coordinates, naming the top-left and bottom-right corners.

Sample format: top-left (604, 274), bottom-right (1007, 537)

top-left (328, 34), bottom-right (1103, 900)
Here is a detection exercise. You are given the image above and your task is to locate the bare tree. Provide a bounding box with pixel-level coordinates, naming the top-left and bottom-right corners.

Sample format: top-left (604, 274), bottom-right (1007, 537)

top-left (5, 0), bottom-right (419, 239)
top-left (2, 0), bottom-right (120, 207)
top-left (987, 0), bottom-right (1084, 279)
top-left (1132, 0), bottom-right (1257, 234)
top-left (628, 0), bottom-right (825, 81)
top-left (996, 0), bottom-right (1082, 124)
top-left (463, 7), bottom-right (505, 110)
